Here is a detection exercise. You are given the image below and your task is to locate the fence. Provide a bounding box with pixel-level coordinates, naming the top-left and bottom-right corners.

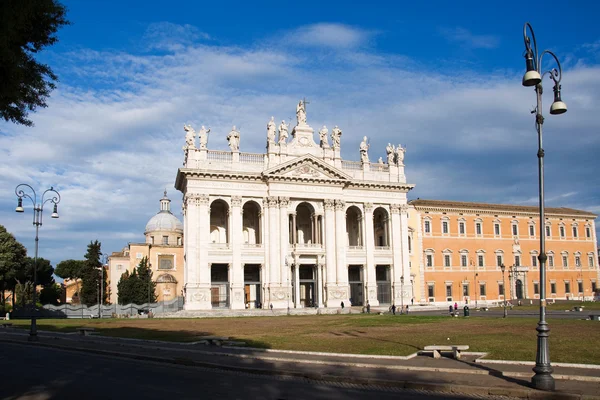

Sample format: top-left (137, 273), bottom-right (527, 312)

top-left (11, 297), bottom-right (184, 319)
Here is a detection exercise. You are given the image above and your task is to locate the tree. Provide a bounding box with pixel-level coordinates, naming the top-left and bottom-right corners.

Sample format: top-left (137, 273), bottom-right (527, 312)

top-left (80, 240), bottom-right (103, 306)
top-left (0, 0), bottom-right (69, 126)
top-left (0, 225), bottom-right (28, 310)
top-left (39, 283), bottom-right (62, 305)
top-left (117, 257), bottom-right (156, 305)
top-left (14, 257), bottom-right (54, 307)
top-left (55, 259), bottom-right (84, 303)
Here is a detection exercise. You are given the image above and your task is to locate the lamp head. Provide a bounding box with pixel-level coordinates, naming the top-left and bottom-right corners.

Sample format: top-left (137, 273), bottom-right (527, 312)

top-left (500, 264), bottom-right (505, 273)
top-left (16, 197), bottom-right (24, 213)
top-left (51, 203), bottom-right (59, 219)
top-left (550, 84), bottom-right (567, 115)
top-left (522, 49), bottom-right (541, 87)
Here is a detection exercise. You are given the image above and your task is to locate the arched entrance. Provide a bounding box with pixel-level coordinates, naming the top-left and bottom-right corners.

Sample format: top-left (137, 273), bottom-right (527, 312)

top-left (516, 279), bottom-right (524, 300)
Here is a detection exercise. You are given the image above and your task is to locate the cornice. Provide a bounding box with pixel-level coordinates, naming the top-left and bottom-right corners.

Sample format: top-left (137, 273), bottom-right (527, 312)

top-left (414, 205), bottom-right (595, 220)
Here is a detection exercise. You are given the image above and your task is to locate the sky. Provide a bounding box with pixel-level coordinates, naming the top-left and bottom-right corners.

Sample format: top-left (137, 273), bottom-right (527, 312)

top-left (1, 0), bottom-right (599, 271)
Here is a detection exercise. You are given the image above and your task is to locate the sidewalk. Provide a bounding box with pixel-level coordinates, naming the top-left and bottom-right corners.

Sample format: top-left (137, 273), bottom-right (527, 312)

top-left (1, 329), bottom-right (598, 400)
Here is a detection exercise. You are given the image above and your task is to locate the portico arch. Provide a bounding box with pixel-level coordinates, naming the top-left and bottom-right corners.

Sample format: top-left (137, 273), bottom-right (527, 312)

top-left (210, 199), bottom-right (229, 244)
top-left (346, 206), bottom-right (363, 246)
top-left (242, 200), bottom-right (261, 244)
top-left (373, 207), bottom-right (390, 247)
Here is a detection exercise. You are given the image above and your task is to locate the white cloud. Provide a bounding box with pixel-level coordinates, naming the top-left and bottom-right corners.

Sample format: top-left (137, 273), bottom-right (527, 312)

top-left (440, 27), bottom-right (500, 49)
top-left (281, 23), bottom-right (374, 49)
top-left (1, 22), bottom-right (598, 267)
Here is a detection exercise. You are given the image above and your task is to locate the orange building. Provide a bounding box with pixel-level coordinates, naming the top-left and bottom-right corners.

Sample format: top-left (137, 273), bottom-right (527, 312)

top-left (408, 199), bottom-right (598, 305)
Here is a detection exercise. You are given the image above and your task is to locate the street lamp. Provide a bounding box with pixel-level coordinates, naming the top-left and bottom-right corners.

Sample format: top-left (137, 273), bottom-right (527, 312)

top-left (501, 264), bottom-right (507, 318)
top-left (475, 273), bottom-right (479, 308)
top-left (400, 275), bottom-right (404, 314)
top-left (523, 22), bottom-right (567, 391)
top-left (15, 184), bottom-right (61, 341)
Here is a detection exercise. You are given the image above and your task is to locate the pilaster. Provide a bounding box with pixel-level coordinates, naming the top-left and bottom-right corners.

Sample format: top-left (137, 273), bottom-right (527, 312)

top-left (185, 194), bottom-right (212, 310)
top-left (279, 197), bottom-right (291, 289)
top-left (364, 203), bottom-right (378, 306)
top-left (323, 199), bottom-right (338, 306)
top-left (230, 196), bottom-right (245, 309)
top-left (334, 200), bottom-right (349, 306)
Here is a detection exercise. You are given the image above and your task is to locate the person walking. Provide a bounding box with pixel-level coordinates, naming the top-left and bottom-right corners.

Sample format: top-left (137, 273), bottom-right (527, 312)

top-left (454, 302), bottom-right (458, 312)
top-left (366, 301), bottom-right (371, 314)
top-left (406, 305), bottom-right (409, 314)
top-left (391, 304), bottom-right (396, 315)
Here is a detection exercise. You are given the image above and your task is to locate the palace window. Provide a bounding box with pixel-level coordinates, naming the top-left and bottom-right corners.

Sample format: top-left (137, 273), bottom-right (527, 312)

top-left (575, 256), bottom-right (581, 267)
top-left (461, 255), bottom-right (468, 267)
top-left (512, 223), bottom-right (518, 236)
top-left (514, 255), bottom-right (520, 267)
top-left (534, 282), bottom-right (539, 295)
top-left (572, 226), bottom-right (578, 238)
top-left (444, 254), bottom-right (451, 267)
top-left (463, 284), bottom-right (469, 297)
top-left (592, 281), bottom-right (597, 292)
top-left (459, 222), bottom-right (466, 235)
top-left (498, 283), bottom-right (504, 297)
top-left (476, 222), bottom-right (482, 236)
top-left (494, 223), bottom-right (500, 236)
top-left (578, 281), bottom-right (584, 293)
top-left (426, 254), bottom-right (433, 267)
top-left (424, 220), bottom-right (431, 234)
top-left (565, 281), bottom-right (571, 294)
top-left (478, 255), bottom-right (484, 267)
top-left (550, 282), bottom-right (556, 294)
top-left (546, 225), bottom-right (551, 237)
top-left (548, 255), bottom-right (554, 268)
top-left (428, 284), bottom-right (435, 298)
top-left (496, 255), bottom-right (503, 267)
top-left (529, 224), bottom-right (535, 237)
top-left (442, 221), bottom-right (449, 234)
top-left (446, 284), bottom-right (452, 298)
top-left (590, 256), bottom-right (595, 268)
top-left (162, 236), bottom-right (169, 245)
top-left (531, 255), bottom-right (537, 267)
top-left (479, 283), bottom-right (486, 296)
top-left (562, 255), bottom-right (568, 268)
top-left (586, 226), bottom-right (591, 238)
top-left (559, 225), bottom-right (565, 238)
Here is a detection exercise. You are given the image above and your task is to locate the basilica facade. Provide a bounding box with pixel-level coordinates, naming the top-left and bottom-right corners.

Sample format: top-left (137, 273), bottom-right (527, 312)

top-left (176, 101), bottom-right (414, 310)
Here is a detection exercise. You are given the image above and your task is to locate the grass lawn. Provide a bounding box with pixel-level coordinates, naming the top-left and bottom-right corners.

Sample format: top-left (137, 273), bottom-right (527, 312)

top-left (8, 315), bottom-right (600, 364)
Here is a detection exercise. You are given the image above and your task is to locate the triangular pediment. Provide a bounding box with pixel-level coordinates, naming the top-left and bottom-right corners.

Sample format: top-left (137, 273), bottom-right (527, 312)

top-left (263, 154), bottom-right (351, 182)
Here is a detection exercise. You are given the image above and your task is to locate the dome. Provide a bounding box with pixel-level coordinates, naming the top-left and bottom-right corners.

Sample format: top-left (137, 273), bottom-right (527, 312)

top-left (144, 190), bottom-right (183, 234)
top-left (145, 212), bottom-right (183, 234)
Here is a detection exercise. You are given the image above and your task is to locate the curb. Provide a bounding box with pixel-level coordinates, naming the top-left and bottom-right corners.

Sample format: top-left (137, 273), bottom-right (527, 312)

top-left (1, 337), bottom-right (598, 400)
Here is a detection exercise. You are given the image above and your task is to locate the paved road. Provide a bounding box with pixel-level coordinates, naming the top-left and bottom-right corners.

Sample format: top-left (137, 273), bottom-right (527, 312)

top-left (0, 342), bottom-right (500, 400)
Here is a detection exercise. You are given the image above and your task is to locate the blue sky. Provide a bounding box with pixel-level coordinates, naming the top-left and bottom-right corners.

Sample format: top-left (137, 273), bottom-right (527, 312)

top-left (1, 0), bottom-right (599, 270)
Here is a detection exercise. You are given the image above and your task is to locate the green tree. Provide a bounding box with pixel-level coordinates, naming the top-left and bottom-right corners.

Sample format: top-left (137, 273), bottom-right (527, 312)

top-left (80, 240), bottom-right (103, 306)
top-left (0, 0), bottom-right (70, 126)
top-left (39, 282), bottom-right (62, 305)
top-left (0, 225), bottom-right (28, 310)
top-left (55, 259), bottom-right (84, 303)
top-left (117, 257), bottom-right (156, 305)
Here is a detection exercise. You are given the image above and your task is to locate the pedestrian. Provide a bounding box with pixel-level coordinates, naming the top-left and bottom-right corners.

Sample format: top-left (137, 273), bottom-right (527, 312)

top-left (454, 302), bottom-right (458, 312)
top-left (341, 301), bottom-right (345, 309)
top-left (449, 305), bottom-right (453, 314)
top-left (411, 298), bottom-right (414, 306)
top-left (391, 304), bottom-right (396, 315)
top-left (366, 301), bottom-right (371, 314)
top-left (406, 305), bottom-right (409, 314)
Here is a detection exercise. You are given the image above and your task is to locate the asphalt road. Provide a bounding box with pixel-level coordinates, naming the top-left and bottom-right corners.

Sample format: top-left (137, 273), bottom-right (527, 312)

top-left (0, 342), bottom-right (497, 400)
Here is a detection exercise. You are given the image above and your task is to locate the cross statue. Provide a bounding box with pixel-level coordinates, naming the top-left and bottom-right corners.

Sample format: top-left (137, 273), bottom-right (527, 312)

top-left (303, 97), bottom-right (310, 113)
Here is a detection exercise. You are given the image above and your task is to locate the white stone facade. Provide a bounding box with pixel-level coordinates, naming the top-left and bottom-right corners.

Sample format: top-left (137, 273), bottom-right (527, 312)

top-left (175, 102), bottom-right (414, 310)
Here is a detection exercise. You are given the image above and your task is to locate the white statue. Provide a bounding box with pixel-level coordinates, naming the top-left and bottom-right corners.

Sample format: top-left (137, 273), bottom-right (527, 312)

top-left (296, 100), bottom-right (306, 125)
top-left (319, 125), bottom-right (329, 148)
top-left (278, 120), bottom-right (289, 144)
top-left (360, 136), bottom-right (370, 163)
top-left (227, 126), bottom-right (240, 151)
top-left (396, 144), bottom-right (406, 165)
top-left (198, 126), bottom-right (210, 149)
top-left (267, 116), bottom-right (276, 144)
top-left (184, 125), bottom-right (196, 149)
top-left (378, 157), bottom-right (383, 164)
top-left (331, 125), bottom-right (342, 148)
top-left (386, 143), bottom-right (395, 164)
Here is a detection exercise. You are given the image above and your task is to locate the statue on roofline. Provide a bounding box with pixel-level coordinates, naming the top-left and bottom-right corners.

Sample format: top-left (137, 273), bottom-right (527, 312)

top-left (227, 126), bottom-right (240, 151)
top-left (184, 125), bottom-right (196, 149)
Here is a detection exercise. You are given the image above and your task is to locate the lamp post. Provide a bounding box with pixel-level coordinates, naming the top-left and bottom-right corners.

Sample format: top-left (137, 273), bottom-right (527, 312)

top-left (400, 275), bottom-right (404, 314)
top-left (15, 184), bottom-right (61, 340)
top-left (475, 273), bottom-right (479, 308)
top-left (501, 264), bottom-right (507, 318)
top-left (522, 22), bottom-right (567, 391)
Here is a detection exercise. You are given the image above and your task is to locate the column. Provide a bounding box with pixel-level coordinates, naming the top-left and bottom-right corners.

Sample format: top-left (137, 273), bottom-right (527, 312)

top-left (390, 204), bottom-right (403, 305)
top-left (313, 214), bottom-right (319, 244)
top-left (262, 198), bottom-right (269, 305)
top-left (230, 196), bottom-right (244, 309)
top-left (324, 199), bottom-right (337, 306)
top-left (317, 263), bottom-right (324, 307)
top-left (364, 203), bottom-right (378, 306)
top-left (292, 213), bottom-right (297, 244)
top-left (294, 263), bottom-right (300, 308)
top-left (184, 194), bottom-right (211, 310)
top-left (279, 197), bottom-right (290, 298)
top-left (398, 204), bottom-right (411, 304)
top-left (268, 196), bottom-right (284, 307)
top-left (335, 200), bottom-right (349, 307)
